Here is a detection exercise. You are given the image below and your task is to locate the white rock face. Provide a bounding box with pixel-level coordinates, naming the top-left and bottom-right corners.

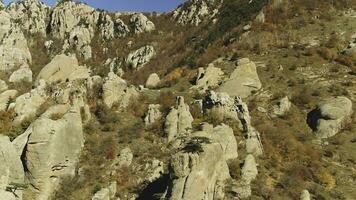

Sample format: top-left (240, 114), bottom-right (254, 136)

top-left (0, 90), bottom-right (18, 111)
top-left (145, 73), bottom-right (160, 89)
top-left (6, 0), bottom-right (49, 35)
top-left (0, 135), bottom-right (25, 200)
top-left (172, 0), bottom-right (221, 26)
top-left (218, 58), bottom-right (262, 98)
top-left (0, 11), bottom-right (32, 72)
top-left (165, 96), bottom-right (194, 142)
top-left (66, 26), bottom-right (94, 60)
top-left (165, 123), bottom-right (237, 200)
top-left (273, 96), bottom-right (291, 117)
top-left (115, 18), bottom-right (130, 37)
top-left (14, 80), bottom-right (47, 123)
top-left (102, 72), bottom-right (138, 109)
top-left (126, 45), bottom-right (156, 69)
top-left (49, 1), bottom-right (99, 39)
top-left (36, 54), bottom-right (91, 84)
top-left (9, 64), bottom-right (33, 83)
top-left (99, 13), bottom-right (115, 40)
top-left (191, 63), bottom-right (224, 93)
top-left (144, 104), bottom-right (162, 126)
top-left (130, 13), bottom-right (155, 34)
top-left (22, 105), bottom-right (84, 199)
top-left (308, 96), bottom-right (353, 138)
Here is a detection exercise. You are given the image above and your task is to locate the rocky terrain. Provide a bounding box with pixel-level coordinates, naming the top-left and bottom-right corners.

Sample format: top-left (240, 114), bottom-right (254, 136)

top-left (0, 0), bottom-right (355, 199)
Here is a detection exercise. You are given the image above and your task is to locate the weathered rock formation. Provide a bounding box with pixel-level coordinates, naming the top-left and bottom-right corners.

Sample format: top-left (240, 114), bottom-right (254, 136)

top-left (191, 63), bottom-right (224, 93)
top-left (164, 123), bottom-right (237, 200)
top-left (130, 13), bottom-right (155, 34)
top-left (9, 64), bottom-right (33, 83)
top-left (165, 96), bottom-right (194, 142)
top-left (272, 96), bottom-right (291, 117)
top-left (0, 11), bottom-right (32, 72)
top-left (172, 0), bottom-right (221, 26)
top-left (102, 72), bottom-right (138, 109)
top-left (21, 105), bottom-right (84, 199)
top-left (307, 96), bottom-right (353, 139)
top-left (126, 45), bottom-right (156, 69)
top-left (36, 54), bottom-right (91, 84)
top-left (218, 58), bottom-right (262, 98)
top-left (145, 73), bottom-right (160, 89)
top-left (144, 104), bottom-right (162, 126)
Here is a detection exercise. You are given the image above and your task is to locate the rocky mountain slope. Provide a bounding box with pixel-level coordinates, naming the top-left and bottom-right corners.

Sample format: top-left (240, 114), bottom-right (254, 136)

top-left (0, 0), bottom-right (355, 199)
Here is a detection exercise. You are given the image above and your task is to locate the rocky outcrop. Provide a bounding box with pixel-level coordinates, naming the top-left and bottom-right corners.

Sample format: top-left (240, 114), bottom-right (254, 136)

top-left (49, 1), bottom-right (99, 39)
top-left (272, 96), bottom-right (291, 117)
top-left (126, 45), bottom-right (156, 69)
top-left (0, 11), bottom-right (32, 72)
top-left (130, 13), bottom-right (155, 34)
top-left (165, 96), bottom-right (194, 142)
top-left (203, 91), bottom-right (239, 121)
top-left (9, 64), bottom-right (33, 83)
top-left (164, 123), bottom-right (237, 200)
top-left (65, 25), bottom-right (94, 60)
top-left (144, 104), bottom-right (162, 126)
top-left (172, 0), bottom-right (221, 26)
top-left (307, 96), bottom-right (353, 139)
top-left (99, 13), bottom-right (115, 40)
top-left (36, 54), bottom-right (91, 84)
top-left (21, 105), bottom-right (84, 199)
top-left (0, 90), bottom-right (17, 111)
top-left (145, 73), bottom-right (160, 89)
top-left (6, 0), bottom-right (49, 35)
top-left (0, 135), bottom-right (25, 200)
top-left (218, 58), bottom-right (262, 98)
top-left (102, 72), bottom-right (138, 109)
top-left (115, 18), bottom-right (130, 38)
top-left (191, 63), bottom-right (224, 93)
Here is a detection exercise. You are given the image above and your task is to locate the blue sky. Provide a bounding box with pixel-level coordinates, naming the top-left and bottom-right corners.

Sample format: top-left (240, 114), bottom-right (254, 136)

top-left (3, 0), bottom-right (186, 12)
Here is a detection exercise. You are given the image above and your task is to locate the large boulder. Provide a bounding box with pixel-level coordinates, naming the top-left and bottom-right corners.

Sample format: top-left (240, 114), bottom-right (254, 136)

top-left (218, 58), bottom-right (262, 98)
top-left (6, 0), bottom-right (49, 35)
top-left (307, 96), bottom-right (353, 138)
top-left (36, 54), bottom-right (91, 84)
top-left (300, 190), bottom-right (311, 200)
top-left (203, 91), bottom-right (239, 121)
top-left (102, 72), bottom-right (138, 109)
top-left (66, 25), bottom-right (94, 60)
top-left (129, 13), bottom-right (155, 34)
top-left (98, 13), bottom-right (115, 40)
top-left (0, 135), bottom-right (25, 200)
top-left (172, 0), bottom-right (221, 26)
top-left (165, 96), bottom-right (194, 142)
top-left (126, 45), bottom-right (156, 69)
top-left (115, 18), bottom-right (130, 38)
top-left (0, 11), bottom-right (32, 72)
top-left (191, 63), bottom-right (224, 93)
top-left (145, 73), bottom-right (160, 89)
top-left (21, 105), bottom-right (84, 199)
top-left (272, 96), bottom-right (291, 117)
